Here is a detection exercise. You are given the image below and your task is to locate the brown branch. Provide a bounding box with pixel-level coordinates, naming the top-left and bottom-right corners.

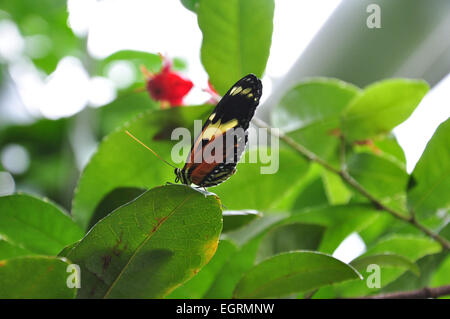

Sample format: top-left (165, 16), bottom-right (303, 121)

top-left (251, 117), bottom-right (450, 250)
top-left (355, 285), bottom-right (450, 299)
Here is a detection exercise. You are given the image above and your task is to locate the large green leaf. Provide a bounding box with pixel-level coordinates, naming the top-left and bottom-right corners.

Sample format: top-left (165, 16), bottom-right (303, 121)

top-left (222, 210), bottom-right (261, 233)
top-left (0, 238), bottom-right (32, 259)
top-left (353, 134), bottom-right (407, 168)
top-left (408, 119), bottom-right (450, 218)
top-left (233, 251), bottom-right (361, 298)
top-left (363, 236), bottom-right (441, 264)
top-left (72, 105), bottom-right (213, 230)
top-left (290, 204), bottom-right (380, 254)
top-left (168, 239), bottom-right (236, 298)
top-left (0, 256), bottom-right (76, 298)
top-left (203, 234), bottom-right (263, 298)
top-left (350, 253), bottom-right (420, 276)
top-left (341, 79), bottom-right (429, 142)
top-left (272, 78), bottom-right (360, 132)
top-left (381, 251), bottom-right (448, 294)
top-left (431, 254), bottom-right (450, 287)
top-left (273, 79), bottom-right (360, 161)
top-left (0, 194), bottom-right (83, 255)
top-left (256, 223), bottom-right (325, 262)
top-left (67, 185), bottom-right (223, 299)
top-left (291, 177), bottom-right (329, 210)
top-left (204, 214), bottom-right (285, 298)
top-left (222, 214), bottom-right (288, 248)
top-left (347, 152), bottom-right (408, 212)
top-left (321, 169), bottom-right (352, 205)
top-left (197, 0), bottom-right (274, 94)
top-left (318, 236), bottom-right (442, 298)
top-left (88, 187), bottom-right (146, 230)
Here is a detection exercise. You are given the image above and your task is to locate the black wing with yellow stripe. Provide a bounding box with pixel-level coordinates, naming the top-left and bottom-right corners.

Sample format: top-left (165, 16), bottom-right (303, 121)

top-left (178, 74), bottom-right (262, 187)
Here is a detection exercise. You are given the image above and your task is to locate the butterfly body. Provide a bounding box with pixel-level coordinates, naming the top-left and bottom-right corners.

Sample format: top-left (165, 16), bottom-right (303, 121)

top-left (175, 74), bottom-right (262, 188)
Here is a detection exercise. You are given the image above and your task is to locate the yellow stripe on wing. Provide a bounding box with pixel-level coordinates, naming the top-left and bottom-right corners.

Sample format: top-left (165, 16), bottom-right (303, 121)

top-left (201, 118), bottom-right (238, 140)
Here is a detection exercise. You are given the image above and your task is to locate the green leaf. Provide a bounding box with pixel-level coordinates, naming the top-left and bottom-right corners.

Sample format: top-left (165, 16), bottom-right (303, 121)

top-left (223, 214), bottom-right (288, 247)
top-left (374, 136), bottom-right (407, 166)
top-left (291, 177), bottom-right (329, 210)
top-left (408, 119), bottom-right (450, 218)
top-left (274, 79), bottom-right (360, 161)
top-left (0, 256), bottom-right (76, 298)
top-left (72, 105), bottom-right (213, 230)
top-left (359, 213), bottom-right (396, 246)
top-left (168, 239), bottom-right (237, 298)
top-left (347, 152), bottom-right (408, 210)
top-left (382, 251), bottom-right (448, 293)
top-left (180, 0), bottom-right (199, 13)
top-left (341, 79), bottom-right (429, 142)
top-left (99, 50), bottom-right (161, 86)
top-left (0, 238), bottom-right (33, 259)
top-left (364, 236), bottom-right (441, 262)
top-left (205, 215), bottom-right (285, 298)
top-left (197, 0), bottom-right (274, 94)
top-left (272, 78), bottom-right (360, 132)
top-left (290, 204), bottom-right (380, 254)
top-left (213, 148), bottom-right (309, 212)
top-left (256, 223), bottom-right (325, 262)
top-left (323, 235), bottom-right (442, 298)
top-left (67, 185), bottom-right (223, 299)
top-left (101, 50), bottom-right (161, 73)
top-left (431, 254), bottom-right (450, 287)
top-left (0, 194), bottom-right (84, 255)
top-left (233, 251), bottom-right (361, 298)
top-left (88, 187), bottom-right (146, 230)
top-left (204, 234), bottom-right (263, 298)
top-left (271, 164), bottom-right (323, 210)
top-left (96, 90), bottom-right (158, 135)
top-left (321, 170), bottom-right (352, 205)
top-left (350, 253), bottom-right (420, 276)
top-left (57, 240), bottom-right (80, 258)
top-left (222, 210), bottom-right (261, 233)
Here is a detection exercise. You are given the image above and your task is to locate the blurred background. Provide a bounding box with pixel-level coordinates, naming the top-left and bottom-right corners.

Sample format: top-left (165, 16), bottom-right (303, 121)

top-left (0, 0), bottom-right (449, 262)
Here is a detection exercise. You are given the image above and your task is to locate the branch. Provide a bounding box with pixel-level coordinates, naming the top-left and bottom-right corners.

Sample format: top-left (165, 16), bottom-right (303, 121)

top-left (355, 285), bottom-right (450, 299)
top-left (251, 117), bottom-right (450, 250)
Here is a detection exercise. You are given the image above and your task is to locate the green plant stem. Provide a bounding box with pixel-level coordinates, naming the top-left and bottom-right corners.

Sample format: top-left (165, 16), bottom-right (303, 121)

top-left (353, 284), bottom-right (450, 299)
top-left (251, 117), bottom-right (450, 250)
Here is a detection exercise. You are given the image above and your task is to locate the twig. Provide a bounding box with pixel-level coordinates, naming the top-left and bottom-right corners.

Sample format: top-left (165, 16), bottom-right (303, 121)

top-left (354, 285), bottom-right (450, 299)
top-left (251, 117), bottom-right (450, 250)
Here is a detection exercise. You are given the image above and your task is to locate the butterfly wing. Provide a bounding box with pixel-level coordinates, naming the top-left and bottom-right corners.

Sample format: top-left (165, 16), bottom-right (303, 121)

top-left (183, 74), bottom-right (262, 187)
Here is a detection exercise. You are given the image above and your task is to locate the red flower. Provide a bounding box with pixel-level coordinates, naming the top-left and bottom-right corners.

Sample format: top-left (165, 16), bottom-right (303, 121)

top-left (143, 56), bottom-right (193, 108)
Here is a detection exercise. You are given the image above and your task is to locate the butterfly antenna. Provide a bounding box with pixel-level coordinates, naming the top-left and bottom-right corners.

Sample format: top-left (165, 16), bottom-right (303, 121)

top-left (125, 130), bottom-right (178, 169)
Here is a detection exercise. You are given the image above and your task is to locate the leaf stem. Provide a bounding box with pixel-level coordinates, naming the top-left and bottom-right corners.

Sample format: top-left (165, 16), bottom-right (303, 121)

top-left (251, 117), bottom-right (450, 250)
top-left (352, 284), bottom-right (450, 299)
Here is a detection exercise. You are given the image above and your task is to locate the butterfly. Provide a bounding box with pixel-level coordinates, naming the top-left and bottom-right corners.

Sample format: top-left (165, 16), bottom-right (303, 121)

top-left (175, 74), bottom-right (262, 187)
top-left (126, 74), bottom-right (262, 188)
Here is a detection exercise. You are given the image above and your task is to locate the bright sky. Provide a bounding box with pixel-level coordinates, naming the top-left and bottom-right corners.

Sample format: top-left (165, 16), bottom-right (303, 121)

top-left (1, 0), bottom-right (449, 262)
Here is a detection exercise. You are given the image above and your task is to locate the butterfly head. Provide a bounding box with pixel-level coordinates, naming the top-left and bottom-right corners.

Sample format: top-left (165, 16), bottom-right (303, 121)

top-left (174, 167), bottom-right (190, 185)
